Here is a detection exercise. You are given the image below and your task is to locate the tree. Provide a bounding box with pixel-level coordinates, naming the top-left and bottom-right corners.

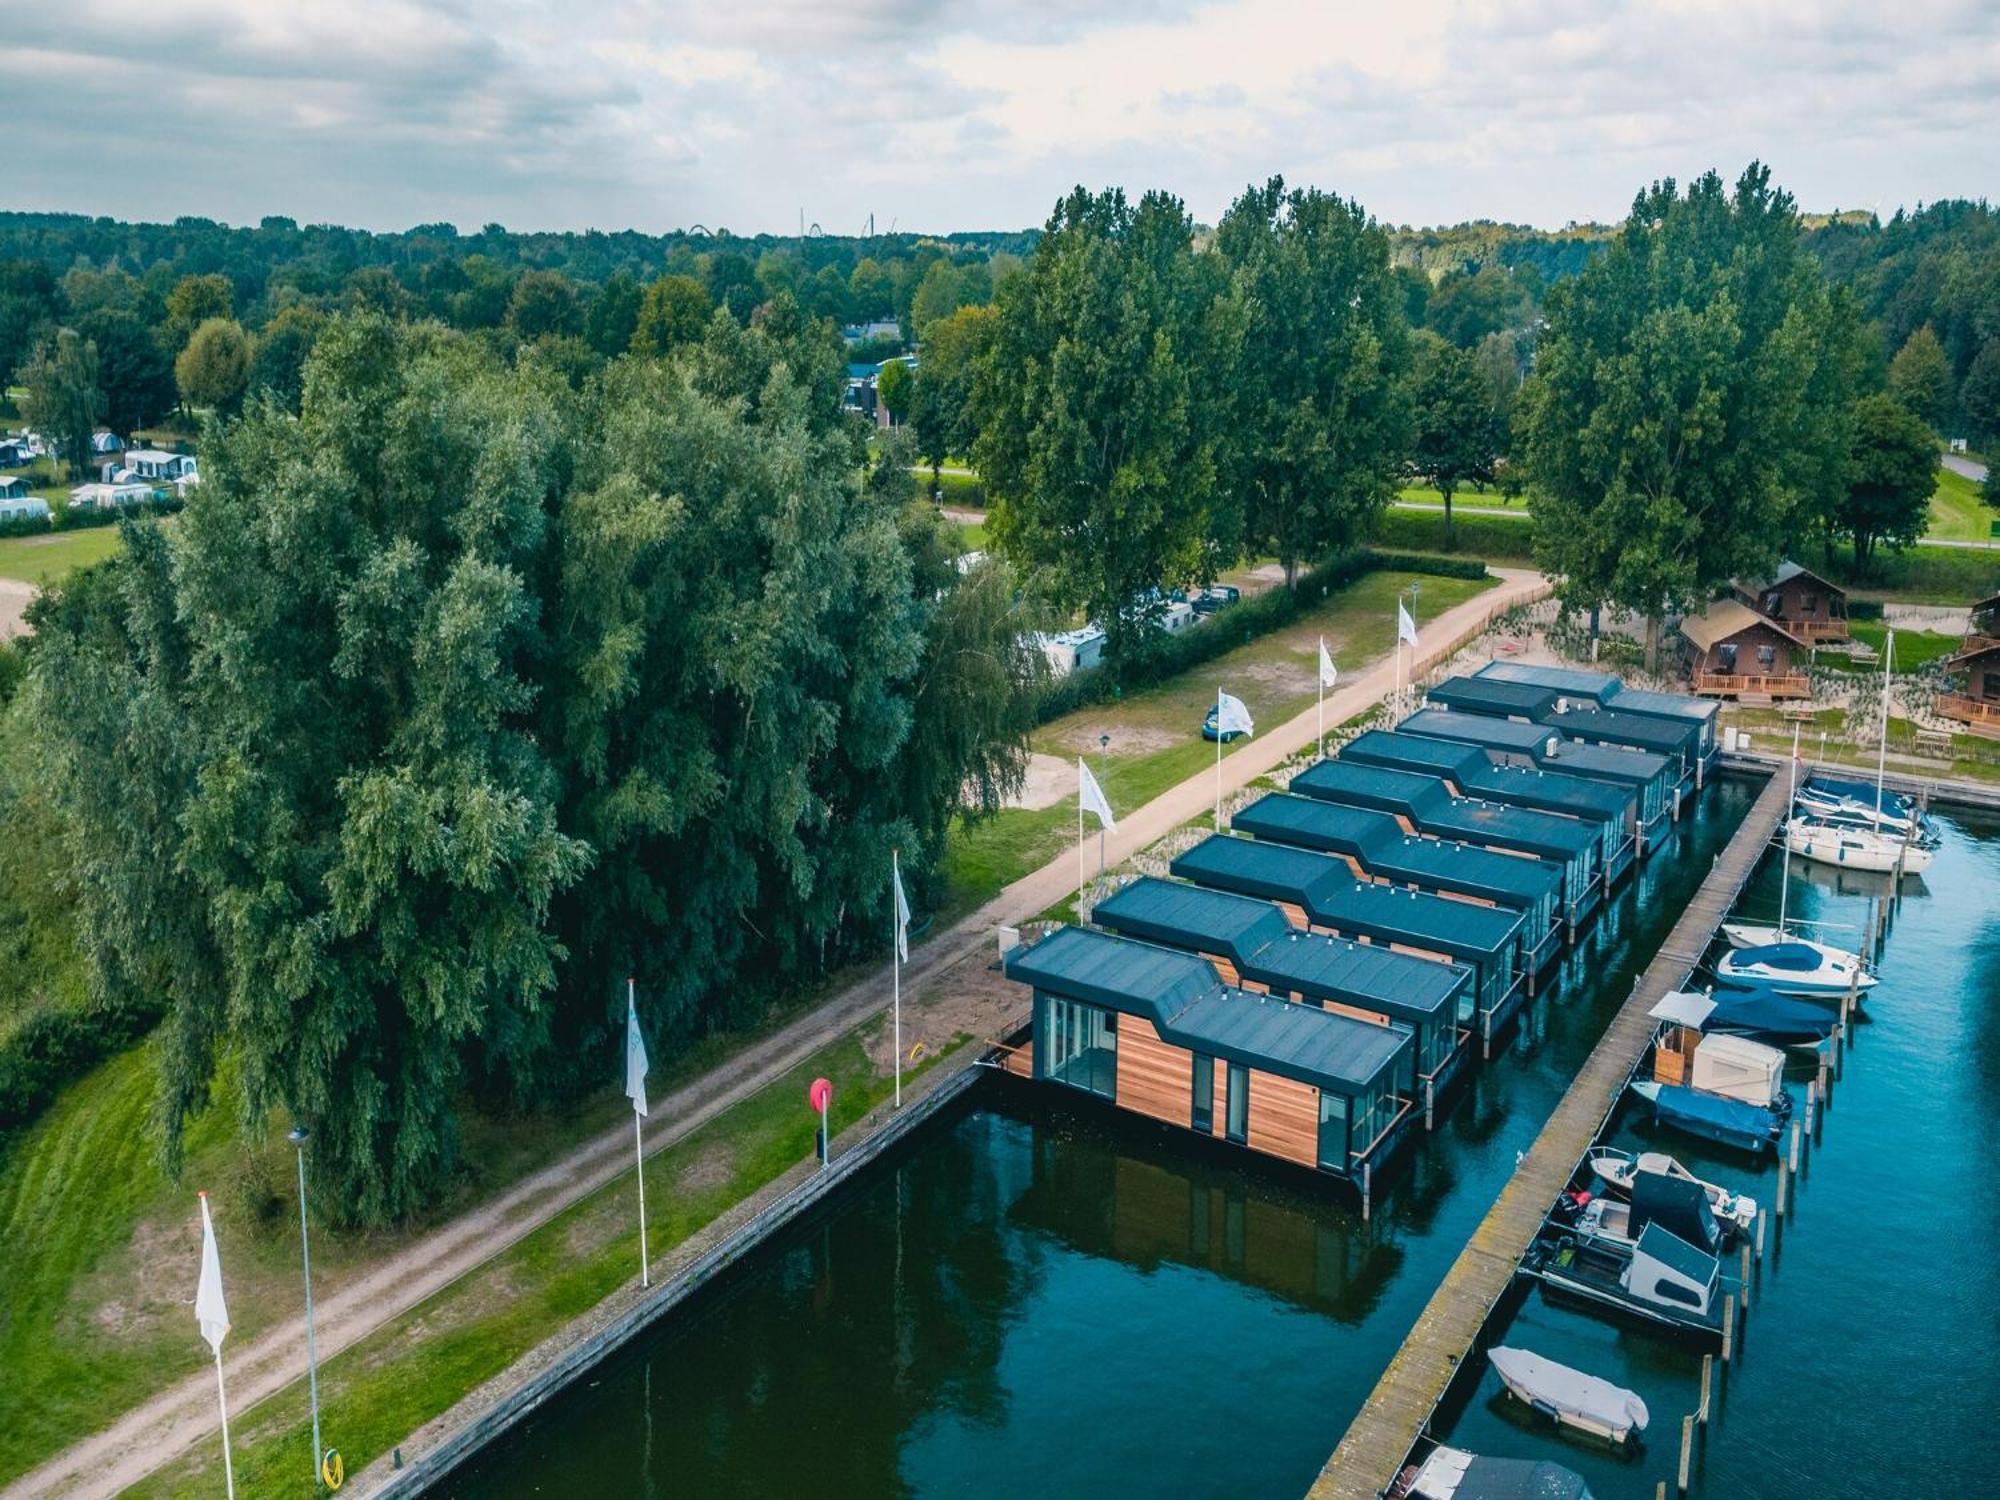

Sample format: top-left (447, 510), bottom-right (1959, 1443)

top-left (1960, 338), bottom-right (2000, 446)
top-left (875, 357), bottom-right (912, 423)
top-left (248, 306), bottom-right (321, 411)
top-left (0, 260), bottom-right (61, 391)
top-left (630, 275), bottom-right (710, 356)
top-left (19, 328), bottom-right (102, 479)
top-left (1887, 324), bottom-right (1952, 430)
top-left (508, 269), bottom-right (581, 341)
top-left (79, 308), bottom-right (175, 436)
top-left (584, 271), bottom-right (642, 358)
top-left (1425, 262), bottom-right (1535, 347)
top-left (1407, 331), bottom-right (1498, 546)
top-left (1985, 463), bottom-right (2000, 511)
top-left (174, 317), bottom-right (251, 414)
top-left (1216, 177), bottom-right (1408, 586)
top-left (1835, 393), bottom-right (1937, 567)
top-left (848, 258), bottom-right (894, 321)
top-left (975, 186), bottom-right (1236, 658)
top-left (909, 304), bottom-right (997, 494)
top-left (1523, 164), bottom-right (1857, 666)
top-left (165, 273), bottom-right (233, 349)
top-left (909, 260), bottom-right (968, 336)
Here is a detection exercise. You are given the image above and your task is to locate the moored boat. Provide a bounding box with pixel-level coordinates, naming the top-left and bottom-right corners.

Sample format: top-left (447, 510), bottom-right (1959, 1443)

top-left (1714, 939), bottom-right (1875, 998)
top-left (1796, 774), bottom-right (1937, 844)
top-left (1487, 1346), bottom-right (1650, 1446)
top-left (1785, 816), bottom-right (1934, 875)
top-left (1522, 1218), bottom-right (1729, 1341)
top-left (1392, 1444), bottom-right (1594, 1500)
top-left (1699, 985), bottom-right (1842, 1044)
top-left (1586, 1148), bottom-right (1757, 1236)
top-left (1631, 993), bottom-right (1791, 1153)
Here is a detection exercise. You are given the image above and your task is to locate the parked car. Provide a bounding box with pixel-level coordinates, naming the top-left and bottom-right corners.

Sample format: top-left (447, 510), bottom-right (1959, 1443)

top-left (1202, 705), bottom-right (1249, 743)
top-left (1192, 585), bottom-right (1241, 615)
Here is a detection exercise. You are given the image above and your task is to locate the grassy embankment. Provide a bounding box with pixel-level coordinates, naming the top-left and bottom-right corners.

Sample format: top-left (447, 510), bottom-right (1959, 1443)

top-left (937, 568), bottom-right (1499, 921)
top-left (1925, 467), bottom-right (1995, 543)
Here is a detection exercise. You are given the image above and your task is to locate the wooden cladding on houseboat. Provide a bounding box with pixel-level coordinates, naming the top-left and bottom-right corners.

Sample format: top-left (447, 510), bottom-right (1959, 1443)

top-left (1246, 1071), bottom-right (1322, 1169)
top-left (1114, 1019), bottom-right (1195, 1130)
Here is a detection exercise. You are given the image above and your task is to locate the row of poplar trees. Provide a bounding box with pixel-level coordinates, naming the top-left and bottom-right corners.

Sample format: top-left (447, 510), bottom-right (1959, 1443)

top-left (18, 305), bottom-right (1039, 1221)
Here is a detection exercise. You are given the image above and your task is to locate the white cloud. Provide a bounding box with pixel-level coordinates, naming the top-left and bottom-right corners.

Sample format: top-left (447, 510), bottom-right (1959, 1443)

top-left (0, 0), bottom-right (1990, 233)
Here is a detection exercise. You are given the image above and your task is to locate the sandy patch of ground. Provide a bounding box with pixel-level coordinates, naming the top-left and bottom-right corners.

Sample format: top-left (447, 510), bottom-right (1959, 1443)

top-left (1040, 721), bottom-right (1181, 756)
top-left (868, 947), bottom-right (1025, 1076)
top-left (1001, 752), bottom-right (1073, 811)
top-left (1883, 603), bottom-right (1969, 635)
top-left (0, 578), bottom-right (34, 640)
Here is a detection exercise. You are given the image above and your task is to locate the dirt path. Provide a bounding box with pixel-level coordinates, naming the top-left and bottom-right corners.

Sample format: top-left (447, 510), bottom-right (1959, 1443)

top-left (0, 578), bottom-right (34, 641)
top-left (6, 567), bottom-right (1547, 1500)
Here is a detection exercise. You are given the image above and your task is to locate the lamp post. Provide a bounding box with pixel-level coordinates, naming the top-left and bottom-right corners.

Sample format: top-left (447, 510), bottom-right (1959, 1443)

top-left (288, 1125), bottom-right (324, 1492)
top-left (1097, 734), bottom-right (1110, 873)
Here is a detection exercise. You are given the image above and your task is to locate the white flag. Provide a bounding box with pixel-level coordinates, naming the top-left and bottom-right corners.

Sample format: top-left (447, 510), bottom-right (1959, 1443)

top-left (1215, 691), bottom-right (1254, 738)
top-left (1078, 758), bottom-right (1116, 833)
top-left (625, 990), bottom-right (650, 1116)
top-left (1397, 601), bottom-right (1418, 649)
top-left (1318, 637), bottom-right (1338, 689)
top-left (892, 857), bottom-right (911, 964)
top-left (196, 1193), bottom-right (229, 1355)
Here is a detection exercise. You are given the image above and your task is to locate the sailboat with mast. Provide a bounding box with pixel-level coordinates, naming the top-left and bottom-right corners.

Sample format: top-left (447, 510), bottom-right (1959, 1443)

top-left (1720, 723), bottom-right (1874, 991)
top-left (1783, 630), bottom-right (1934, 875)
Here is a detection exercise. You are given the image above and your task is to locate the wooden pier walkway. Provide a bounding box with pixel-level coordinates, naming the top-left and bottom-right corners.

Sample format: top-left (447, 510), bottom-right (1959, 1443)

top-left (1306, 770), bottom-right (1789, 1499)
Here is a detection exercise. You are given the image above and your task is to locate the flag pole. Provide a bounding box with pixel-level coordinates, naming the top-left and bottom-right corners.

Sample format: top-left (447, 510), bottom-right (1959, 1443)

top-left (630, 976), bottom-right (648, 1289)
top-left (213, 1343), bottom-right (236, 1500)
top-left (1215, 686), bottom-right (1224, 828)
top-left (892, 848), bottom-right (902, 1110)
top-left (1077, 766), bottom-right (1085, 904)
top-left (1317, 640), bottom-right (1324, 759)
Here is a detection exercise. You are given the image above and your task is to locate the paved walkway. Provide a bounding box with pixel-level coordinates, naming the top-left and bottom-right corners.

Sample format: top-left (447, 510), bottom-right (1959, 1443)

top-left (1942, 452), bottom-right (1988, 484)
top-left (6, 567), bottom-right (1548, 1500)
top-left (1307, 769), bottom-right (1789, 1499)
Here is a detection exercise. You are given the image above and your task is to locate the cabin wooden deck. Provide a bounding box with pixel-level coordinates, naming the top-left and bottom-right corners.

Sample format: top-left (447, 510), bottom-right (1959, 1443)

top-left (1305, 769), bottom-right (1788, 1500)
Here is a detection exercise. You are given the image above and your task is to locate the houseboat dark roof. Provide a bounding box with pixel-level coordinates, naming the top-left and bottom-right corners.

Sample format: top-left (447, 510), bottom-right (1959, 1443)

top-left (1473, 661), bottom-right (1621, 698)
top-left (1233, 792), bottom-right (1563, 906)
top-left (1093, 877), bottom-right (1467, 1024)
top-left (1428, 675), bottom-right (1700, 765)
top-left (1339, 728), bottom-right (1490, 783)
top-left (1425, 676), bottom-right (1563, 718)
top-left (1005, 925), bottom-right (1406, 1093)
top-left (1401, 709), bottom-right (1672, 790)
top-left (1168, 836), bottom-right (1525, 961)
top-left (1542, 700), bottom-right (1699, 761)
top-left (1341, 729), bottom-right (1634, 822)
top-left (1292, 760), bottom-right (1600, 861)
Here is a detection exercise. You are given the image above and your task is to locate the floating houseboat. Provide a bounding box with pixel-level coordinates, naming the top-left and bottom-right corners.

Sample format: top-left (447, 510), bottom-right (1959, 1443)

top-left (1424, 676), bottom-right (1703, 804)
top-left (1092, 876), bottom-right (1474, 1123)
top-left (1338, 728), bottom-right (1639, 887)
top-left (1003, 925), bottom-right (1415, 1187)
top-left (1399, 708), bottom-right (1676, 857)
top-left (1230, 792), bottom-right (1565, 986)
top-left (1168, 836), bottom-right (1527, 1050)
top-left (1522, 1218), bottom-right (1729, 1341)
top-left (1472, 661), bottom-right (1721, 783)
top-left (1630, 993), bottom-right (1791, 1154)
top-left (1290, 758), bottom-right (1604, 933)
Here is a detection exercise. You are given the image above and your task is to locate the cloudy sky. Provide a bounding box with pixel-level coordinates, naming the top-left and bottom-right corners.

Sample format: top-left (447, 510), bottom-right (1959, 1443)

top-left (5, 0), bottom-right (1994, 236)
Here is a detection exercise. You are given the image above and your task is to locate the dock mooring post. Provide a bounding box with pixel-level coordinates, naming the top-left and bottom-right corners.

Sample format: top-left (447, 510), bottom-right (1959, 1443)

top-left (1789, 1119), bottom-right (1802, 1175)
top-left (1722, 1294), bottom-right (1736, 1362)
top-left (1699, 1354), bottom-right (1714, 1426)
top-left (1775, 1155), bottom-right (1789, 1218)
top-left (1425, 1078), bottom-right (1434, 1132)
top-left (1817, 1056), bottom-right (1830, 1119)
top-left (1361, 1162), bottom-right (1371, 1223)
top-left (1678, 1414), bottom-right (1694, 1493)
top-left (1805, 1077), bottom-right (1818, 1135)
top-left (1755, 1207), bottom-right (1766, 1261)
top-left (1740, 1243), bottom-right (1752, 1309)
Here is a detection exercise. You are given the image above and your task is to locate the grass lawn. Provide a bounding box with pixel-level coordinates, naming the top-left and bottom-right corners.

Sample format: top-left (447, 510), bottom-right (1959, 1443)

top-left (1825, 620), bottom-right (1964, 673)
top-left (957, 518), bottom-right (986, 551)
top-left (1370, 506), bottom-right (1538, 563)
top-left (1926, 467), bottom-right (1996, 542)
top-left (937, 568), bottom-right (1498, 919)
top-left (0, 527), bottom-right (125, 586)
top-left (1, 1009), bottom-right (933, 1492)
top-left (1395, 484), bottom-right (1532, 515)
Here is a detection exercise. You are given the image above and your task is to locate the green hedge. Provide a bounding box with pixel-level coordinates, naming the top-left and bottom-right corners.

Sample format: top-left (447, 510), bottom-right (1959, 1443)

top-left (1366, 507), bottom-right (1537, 562)
top-left (1032, 547), bottom-right (1490, 723)
top-left (0, 1000), bottom-right (163, 1141)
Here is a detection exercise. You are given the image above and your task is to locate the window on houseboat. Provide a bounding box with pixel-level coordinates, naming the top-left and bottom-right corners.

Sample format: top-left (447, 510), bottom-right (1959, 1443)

top-left (1037, 992), bottom-right (1117, 1098)
top-left (1225, 1063), bottom-right (1248, 1143)
top-left (1316, 1090), bottom-right (1348, 1172)
top-left (1349, 1081), bottom-right (1396, 1162)
top-left (1191, 1054), bottom-right (1214, 1133)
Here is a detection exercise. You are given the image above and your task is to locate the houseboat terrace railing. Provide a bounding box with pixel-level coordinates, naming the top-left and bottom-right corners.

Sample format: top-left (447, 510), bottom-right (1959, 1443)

top-left (1937, 693), bottom-right (2000, 737)
top-left (1692, 669), bottom-right (1810, 699)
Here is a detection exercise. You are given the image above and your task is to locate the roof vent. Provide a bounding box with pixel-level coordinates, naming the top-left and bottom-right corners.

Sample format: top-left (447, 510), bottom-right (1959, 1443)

top-left (1545, 736), bottom-right (1561, 758)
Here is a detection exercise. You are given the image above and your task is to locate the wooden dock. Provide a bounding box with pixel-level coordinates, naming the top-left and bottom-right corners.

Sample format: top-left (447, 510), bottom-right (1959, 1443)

top-left (1306, 770), bottom-right (1788, 1499)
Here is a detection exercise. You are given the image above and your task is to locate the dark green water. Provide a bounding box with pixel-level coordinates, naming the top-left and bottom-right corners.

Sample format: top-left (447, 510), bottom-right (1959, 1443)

top-left (1440, 802), bottom-right (2000, 1498)
top-left (444, 781), bottom-right (1772, 1499)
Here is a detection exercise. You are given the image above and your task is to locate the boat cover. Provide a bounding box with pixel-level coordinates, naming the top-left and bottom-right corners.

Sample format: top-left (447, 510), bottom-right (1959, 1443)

top-left (1410, 1448), bottom-right (1593, 1500)
top-left (1489, 1347), bottom-right (1649, 1435)
top-left (1724, 942), bottom-right (1822, 972)
top-left (1805, 774), bottom-right (1912, 811)
top-left (1655, 1082), bottom-right (1778, 1142)
top-left (1704, 988), bottom-right (1838, 1040)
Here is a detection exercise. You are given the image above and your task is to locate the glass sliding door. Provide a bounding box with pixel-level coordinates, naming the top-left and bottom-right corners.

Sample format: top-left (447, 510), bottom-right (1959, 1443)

top-left (1036, 991), bottom-right (1117, 1099)
top-left (1316, 1091), bottom-right (1349, 1173)
top-left (1225, 1063), bottom-right (1248, 1144)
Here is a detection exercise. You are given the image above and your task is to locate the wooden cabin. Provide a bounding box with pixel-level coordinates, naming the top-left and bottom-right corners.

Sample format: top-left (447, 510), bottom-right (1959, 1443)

top-left (1004, 925), bottom-right (1414, 1186)
top-left (1677, 600), bottom-right (1810, 701)
top-left (1734, 561), bottom-right (1848, 644)
top-left (1939, 640), bottom-right (2000, 740)
top-left (1966, 591), bottom-right (2000, 651)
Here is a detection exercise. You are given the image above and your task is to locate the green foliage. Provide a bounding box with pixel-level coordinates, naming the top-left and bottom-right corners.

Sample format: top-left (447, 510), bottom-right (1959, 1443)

top-left (1425, 261), bottom-right (1538, 347)
top-left (164, 272), bottom-right (232, 349)
top-left (18, 326), bottom-right (102, 478)
top-left (507, 269), bottom-right (582, 341)
top-left (1217, 177), bottom-right (1411, 586)
top-left (20, 314), bottom-right (1039, 1221)
top-left (0, 259), bottom-right (61, 390)
top-left (1962, 339), bottom-right (2000, 446)
top-left (977, 186), bottom-right (1238, 659)
top-left (1834, 393), bottom-right (1942, 566)
top-left (77, 307), bottom-right (174, 436)
top-left (1985, 463), bottom-right (2000, 510)
top-left (247, 305), bottom-right (319, 411)
top-left (1367, 504), bottom-right (1538, 563)
top-left (584, 271), bottom-right (642, 358)
top-left (874, 356), bottom-right (912, 420)
top-left (909, 304), bottom-right (996, 486)
top-left (1524, 164), bottom-right (1859, 653)
top-left (1407, 330), bottom-right (1500, 545)
top-left (173, 316), bottom-right (251, 414)
top-left (1887, 324), bottom-right (1951, 429)
top-left (629, 273), bottom-right (710, 356)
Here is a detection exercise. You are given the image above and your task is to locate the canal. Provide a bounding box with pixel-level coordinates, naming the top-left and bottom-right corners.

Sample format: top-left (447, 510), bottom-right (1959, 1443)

top-left (441, 779), bottom-right (1764, 1499)
top-left (1438, 801), bottom-right (2000, 1498)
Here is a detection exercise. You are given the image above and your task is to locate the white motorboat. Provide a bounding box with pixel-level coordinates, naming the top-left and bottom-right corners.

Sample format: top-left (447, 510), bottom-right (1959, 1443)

top-left (1785, 817), bottom-right (1934, 875)
top-left (1795, 776), bottom-right (1935, 843)
top-left (1719, 727), bottom-right (1870, 971)
top-left (1713, 939), bottom-right (1877, 997)
top-left (1488, 1346), bottom-right (1650, 1446)
top-left (1586, 1147), bottom-right (1758, 1236)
